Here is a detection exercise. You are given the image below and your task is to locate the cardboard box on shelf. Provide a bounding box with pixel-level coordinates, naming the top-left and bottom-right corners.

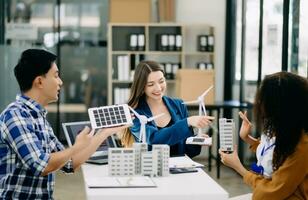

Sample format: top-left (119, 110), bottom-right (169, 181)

top-left (109, 0), bottom-right (151, 23)
top-left (176, 69), bottom-right (215, 104)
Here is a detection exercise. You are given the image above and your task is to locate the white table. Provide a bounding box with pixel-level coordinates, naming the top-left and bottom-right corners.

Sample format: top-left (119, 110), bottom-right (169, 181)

top-left (82, 161), bottom-right (228, 200)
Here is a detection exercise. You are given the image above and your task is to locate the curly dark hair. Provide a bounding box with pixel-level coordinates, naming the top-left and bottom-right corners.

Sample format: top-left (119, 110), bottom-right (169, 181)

top-left (254, 72), bottom-right (308, 170)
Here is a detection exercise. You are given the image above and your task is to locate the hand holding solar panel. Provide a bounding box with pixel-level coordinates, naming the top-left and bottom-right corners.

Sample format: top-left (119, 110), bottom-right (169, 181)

top-left (129, 107), bottom-right (165, 144)
top-left (88, 104), bottom-right (133, 129)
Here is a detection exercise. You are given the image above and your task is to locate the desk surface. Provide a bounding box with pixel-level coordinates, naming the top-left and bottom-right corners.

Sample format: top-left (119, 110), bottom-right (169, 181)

top-left (82, 161), bottom-right (228, 200)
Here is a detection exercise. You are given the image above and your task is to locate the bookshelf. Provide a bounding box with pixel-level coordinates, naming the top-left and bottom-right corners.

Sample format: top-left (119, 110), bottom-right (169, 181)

top-left (108, 23), bottom-right (215, 105)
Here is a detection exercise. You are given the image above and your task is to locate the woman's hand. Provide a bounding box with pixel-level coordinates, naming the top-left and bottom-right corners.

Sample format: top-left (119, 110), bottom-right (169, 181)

top-left (219, 146), bottom-right (247, 177)
top-left (187, 115), bottom-right (215, 128)
top-left (238, 111), bottom-right (258, 146)
top-left (239, 111), bottom-right (252, 141)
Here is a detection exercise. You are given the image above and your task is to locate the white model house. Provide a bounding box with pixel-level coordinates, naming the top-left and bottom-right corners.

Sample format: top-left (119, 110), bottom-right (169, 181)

top-left (108, 144), bottom-right (170, 177)
top-left (133, 143), bottom-right (148, 174)
top-left (108, 148), bottom-right (135, 176)
top-left (219, 118), bottom-right (235, 152)
top-left (141, 150), bottom-right (158, 177)
top-left (152, 145), bottom-right (170, 176)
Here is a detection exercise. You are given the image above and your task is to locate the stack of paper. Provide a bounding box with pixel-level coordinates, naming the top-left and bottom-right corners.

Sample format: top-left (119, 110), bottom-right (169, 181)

top-left (169, 155), bottom-right (204, 169)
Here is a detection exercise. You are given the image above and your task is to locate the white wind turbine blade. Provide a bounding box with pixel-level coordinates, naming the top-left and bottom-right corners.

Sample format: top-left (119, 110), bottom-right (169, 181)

top-left (199, 102), bottom-right (203, 116)
top-left (147, 113), bottom-right (165, 122)
top-left (140, 123), bottom-right (146, 143)
top-left (129, 107), bottom-right (148, 143)
top-left (199, 85), bottom-right (214, 98)
top-left (129, 106), bottom-right (142, 119)
top-left (182, 100), bottom-right (199, 104)
top-left (201, 101), bottom-right (207, 116)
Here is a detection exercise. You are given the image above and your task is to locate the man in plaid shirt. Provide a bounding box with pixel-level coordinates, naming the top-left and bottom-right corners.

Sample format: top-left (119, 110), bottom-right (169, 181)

top-left (0, 49), bottom-right (127, 199)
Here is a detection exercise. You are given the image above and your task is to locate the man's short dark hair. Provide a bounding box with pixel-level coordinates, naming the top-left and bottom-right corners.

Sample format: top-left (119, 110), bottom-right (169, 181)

top-left (14, 49), bottom-right (57, 92)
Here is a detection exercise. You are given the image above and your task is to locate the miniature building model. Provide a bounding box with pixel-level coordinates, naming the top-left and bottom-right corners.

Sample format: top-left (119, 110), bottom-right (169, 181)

top-left (133, 143), bottom-right (148, 174)
top-left (219, 118), bottom-right (235, 152)
top-left (152, 145), bottom-right (170, 176)
top-left (108, 144), bottom-right (170, 177)
top-left (108, 148), bottom-right (135, 176)
top-left (141, 150), bottom-right (158, 177)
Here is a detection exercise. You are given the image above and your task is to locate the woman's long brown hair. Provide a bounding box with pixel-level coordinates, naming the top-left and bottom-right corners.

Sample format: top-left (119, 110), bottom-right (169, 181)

top-left (254, 72), bottom-right (308, 170)
top-left (120, 61), bottom-right (164, 147)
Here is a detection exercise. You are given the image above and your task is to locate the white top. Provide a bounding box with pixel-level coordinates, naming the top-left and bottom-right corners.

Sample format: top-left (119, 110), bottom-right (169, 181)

top-left (82, 157), bottom-right (228, 200)
top-left (256, 134), bottom-right (276, 178)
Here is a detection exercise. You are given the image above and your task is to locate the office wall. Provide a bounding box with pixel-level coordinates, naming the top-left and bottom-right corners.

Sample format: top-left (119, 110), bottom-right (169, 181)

top-left (0, 46), bottom-right (25, 111)
top-left (175, 0), bottom-right (226, 101)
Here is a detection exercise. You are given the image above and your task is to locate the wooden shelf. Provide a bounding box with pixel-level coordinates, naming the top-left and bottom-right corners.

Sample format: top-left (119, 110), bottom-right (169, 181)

top-left (184, 52), bottom-right (214, 56)
top-left (166, 80), bottom-right (176, 84)
top-left (108, 23), bottom-right (216, 105)
top-left (46, 104), bottom-right (87, 113)
top-left (112, 80), bottom-right (132, 84)
top-left (111, 51), bottom-right (182, 55)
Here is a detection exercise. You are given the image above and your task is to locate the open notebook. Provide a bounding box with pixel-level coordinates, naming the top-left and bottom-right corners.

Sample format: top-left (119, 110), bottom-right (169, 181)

top-left (169, 155), bottom-right (204, 169)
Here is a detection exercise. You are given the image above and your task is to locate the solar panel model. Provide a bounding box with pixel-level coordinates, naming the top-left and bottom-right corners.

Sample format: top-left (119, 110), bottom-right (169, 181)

top-left (219, 118), bottom-right (235, 153)
top-left (88, 104), bottom-right (133, 129)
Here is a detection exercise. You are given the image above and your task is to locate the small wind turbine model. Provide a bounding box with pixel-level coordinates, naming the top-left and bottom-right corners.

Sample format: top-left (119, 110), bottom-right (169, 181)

top-left (183, 85), bottom-right (214, 145)
top-left (129, 107), bottom-right (165, 144)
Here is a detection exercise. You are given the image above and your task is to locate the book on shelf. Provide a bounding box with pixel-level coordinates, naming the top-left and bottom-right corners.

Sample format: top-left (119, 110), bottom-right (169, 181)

top-left (207, 35), bottom-right (214, 52)
top-left (164, 63), bottom-right (173, 79)
top-left (207, 62), bottom-right (214, 70)
top-left (197, 34), bottom-right (214, 52)
top-left (129, 34), bottom-right (138, 51)
top-left (197, 35), bottom-right (208, 52)
top-left (197, 62), bottom-right (207, 70)
top-left (168, 34), bottom-right (175, 51)
top-left (117, 55), bottom-right (130, 81)
top-left (197, 62), bottom-right (214, 70)
top-left (114, 87), bottom-right (130, 105)
top-left (172, 63), bottom-right (180, 78)
top-left (158, 34), bottom-right (168, 51)
top-left (175, 34), bottom-right (182, 51)
top-left (161, 62), bottom-right (181, 80)
top-left (137, 34), bottom-right (145, 51)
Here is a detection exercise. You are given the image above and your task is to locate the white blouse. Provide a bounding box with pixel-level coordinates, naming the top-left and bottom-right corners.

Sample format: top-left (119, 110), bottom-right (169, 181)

top-left (256, 134), bottom-right (276, 178)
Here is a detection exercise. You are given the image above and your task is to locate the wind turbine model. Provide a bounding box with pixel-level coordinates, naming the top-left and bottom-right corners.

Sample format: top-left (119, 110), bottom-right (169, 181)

top-left (129, 107), bottom-right (165, 144)
top-left (183, 85), bottom-right (214, 145)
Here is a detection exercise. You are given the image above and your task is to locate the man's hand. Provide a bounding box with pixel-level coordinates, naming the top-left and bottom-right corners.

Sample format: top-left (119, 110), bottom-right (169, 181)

top-left (73, 126), bottom-right (94, 152)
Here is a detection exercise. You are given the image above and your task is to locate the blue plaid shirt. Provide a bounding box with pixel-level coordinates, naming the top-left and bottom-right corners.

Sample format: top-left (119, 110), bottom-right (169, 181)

top-left (0, 94), bottom-right (73, 199)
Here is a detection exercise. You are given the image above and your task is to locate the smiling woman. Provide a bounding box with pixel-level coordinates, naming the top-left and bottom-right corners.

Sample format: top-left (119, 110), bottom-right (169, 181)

top-left (120, 60), bottom-right (214, 158)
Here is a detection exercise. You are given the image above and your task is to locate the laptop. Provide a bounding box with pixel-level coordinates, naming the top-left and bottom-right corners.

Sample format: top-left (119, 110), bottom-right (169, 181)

top-left (62, 121), bottom-right (118, 164)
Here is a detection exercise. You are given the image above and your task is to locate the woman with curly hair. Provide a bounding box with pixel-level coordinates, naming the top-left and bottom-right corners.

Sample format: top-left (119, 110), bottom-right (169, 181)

top-left (220, 72), bottom-right (308, 200)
